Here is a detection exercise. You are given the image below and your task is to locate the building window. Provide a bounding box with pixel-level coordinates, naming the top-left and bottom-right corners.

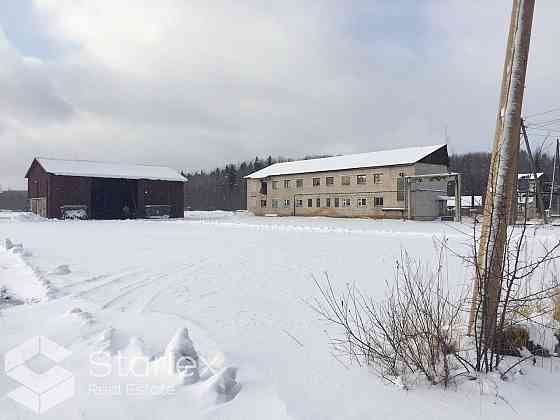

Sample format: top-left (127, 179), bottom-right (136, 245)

top-left (447, 181), bottom-right (456, 196)
top-left (374, 196), bottom-right (384, 207)
top-left (326, 176), bottom-right (334, 186)
top-left (357, 175), bottom-right (367, 185)
top-left (397, 175), bottom-right (405, 202)
top-left (373, 173), bottom-right (383, 184)
top-left (342, 198), bottom-right (351, 207)
top-left (272, 181), bottom-right (279, 190)
top-left (283, 199), bottom-right (290, 208)
top-left (341, 176), bottom-right (350, 186)
top-left (284, 180), bottom-right (290, 189)
top-left (307, 198), bottom-right (313, 208)
top-left (296, 179), bottom-right (303, 188)
top-left (326, 198), bottom-right (331, 207)
top-left (313, 177), bottom-right (320, 187)
top-left (316, 198), bottom-right (321, 208)
top-left (334, 197), bottom-right (340, 208)
top-left (357, 198), bottom-right (367, 208)
top-left (296, 199), bottom-right (303, 207)
top-left (260, 200), bottom-right (267, 208)
top-left (272, 199), bottom-right (279, 208)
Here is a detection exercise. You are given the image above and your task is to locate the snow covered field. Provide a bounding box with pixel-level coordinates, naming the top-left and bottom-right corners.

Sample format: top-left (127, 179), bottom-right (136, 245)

top-left (0, 211), bottom-right (558, 419)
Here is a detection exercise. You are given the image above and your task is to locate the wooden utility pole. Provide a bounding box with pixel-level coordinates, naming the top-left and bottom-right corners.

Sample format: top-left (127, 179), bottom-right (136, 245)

top-left (549, 139), bottom-right (559, 214)
top-left (468, 0), bottom-right (535, 350)
top-left (520, 119), bottom-right (548, 223)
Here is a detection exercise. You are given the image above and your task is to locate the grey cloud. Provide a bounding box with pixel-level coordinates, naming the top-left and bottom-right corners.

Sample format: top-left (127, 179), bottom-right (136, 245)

top-left (1, 0), bottom-right (559, 190)
top-left (0, 31), bottom-right (73, 124)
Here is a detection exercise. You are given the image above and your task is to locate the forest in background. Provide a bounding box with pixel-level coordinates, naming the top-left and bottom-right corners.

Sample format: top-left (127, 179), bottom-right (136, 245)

top-left (0, 190), bottom-right (28, 211)
top-left (1, 149), bottom-right (556, 212)
top-left (184, 149), bottom-right (557, 211)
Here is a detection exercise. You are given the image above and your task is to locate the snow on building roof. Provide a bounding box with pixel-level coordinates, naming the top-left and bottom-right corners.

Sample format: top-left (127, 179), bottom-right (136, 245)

top-left (32, 158), bottom-right (186, 182)
top-left (245, 144), bottom-right (447, 179)
top-left (518, 172), bottom-right (544, 180)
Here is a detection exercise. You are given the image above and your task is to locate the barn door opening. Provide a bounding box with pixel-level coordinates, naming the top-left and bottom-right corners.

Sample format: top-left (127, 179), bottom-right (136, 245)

top-left (91, 178), bottom-right (138, 219)
top-left (30, 198), bottom-right (47, 217)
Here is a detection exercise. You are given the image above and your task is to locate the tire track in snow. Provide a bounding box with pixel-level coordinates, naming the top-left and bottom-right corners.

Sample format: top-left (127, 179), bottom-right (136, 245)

top-left (57, 268), bottom-right (142, 296)
top-left (139, 258), bottom-right (210, 315)
top-left (75, 269), bottom-right (147, 298)
top-left (100, 272), bottom-right (169, 310)
top-left (80, 259), bottom-right (210, 314)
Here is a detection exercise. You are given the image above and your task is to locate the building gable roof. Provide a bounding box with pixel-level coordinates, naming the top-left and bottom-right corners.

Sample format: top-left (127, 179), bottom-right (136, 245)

top-left (245, 144), bottom-right (448, 179)
top-left (26, 158), bottom-right (186, 182)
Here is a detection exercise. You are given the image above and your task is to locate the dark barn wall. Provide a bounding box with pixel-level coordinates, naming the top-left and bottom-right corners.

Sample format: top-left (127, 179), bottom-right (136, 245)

top-left (137, 180), bottom-right (184, 218)
top-left (27, 161), bottom-right (49, 200)
top-left (173, 181), bottom-right (185, 217)
top-left (49, 175), bottom-right (92, 219)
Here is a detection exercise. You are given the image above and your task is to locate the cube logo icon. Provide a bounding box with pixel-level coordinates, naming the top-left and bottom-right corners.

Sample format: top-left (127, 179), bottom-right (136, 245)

top-left (4, 336), bottom-right (75, 414)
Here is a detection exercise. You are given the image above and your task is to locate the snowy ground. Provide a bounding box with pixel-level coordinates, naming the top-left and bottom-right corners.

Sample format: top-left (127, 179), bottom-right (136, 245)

top-left (0, 211), bottom-right (558, 419)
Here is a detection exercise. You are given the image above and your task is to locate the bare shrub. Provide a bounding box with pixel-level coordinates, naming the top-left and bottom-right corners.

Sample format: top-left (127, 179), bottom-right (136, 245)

top-left (312, 247), bottom-right (468, 388)
top-left (313, 215), bottom-right (560, 388)
top-left (465, 213), bottom-right (560, 372)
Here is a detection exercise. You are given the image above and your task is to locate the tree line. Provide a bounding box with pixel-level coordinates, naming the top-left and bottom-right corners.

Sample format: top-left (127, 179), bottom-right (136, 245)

top-left (183, 155), bottom-right (329, 211)
top-left (184, 149), bottom-right (557, 211)
top-left (1, 149), bottom-right (556, 212)
top-left (452, 148), bottom-right (556, 196)
top-left (0, 190), bottom-right (28, 211)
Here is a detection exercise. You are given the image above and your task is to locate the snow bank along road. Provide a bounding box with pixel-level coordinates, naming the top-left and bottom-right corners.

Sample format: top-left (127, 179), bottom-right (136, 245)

top-left (0, 211), bottom-right (558, 420)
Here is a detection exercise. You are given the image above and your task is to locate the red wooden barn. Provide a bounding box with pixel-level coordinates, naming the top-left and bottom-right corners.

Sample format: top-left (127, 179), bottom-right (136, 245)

top-left (25, 158), bottom-right (186, 219)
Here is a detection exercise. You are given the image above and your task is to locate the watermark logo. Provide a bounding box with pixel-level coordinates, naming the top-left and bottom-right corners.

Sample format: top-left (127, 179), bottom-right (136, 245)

top-left (4, 336), bottom-right (74, 414)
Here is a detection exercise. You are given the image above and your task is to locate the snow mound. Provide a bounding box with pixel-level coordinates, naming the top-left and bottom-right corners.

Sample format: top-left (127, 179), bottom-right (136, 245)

top-left (206, 367), bottom-right (241, 404)
top-left (0, 239), bottom-right (51, 302)
top-left (189, 366), bottom-right (242, 406)
top-left (0, 286), bottom-right (23, 309)
top-left (51, 264), bottom-right (72, 275)
top-left (3, 238), bottom-right (32, 257)
top-left (65, 307), bottom-right (94, 324)
top-left (0, 211), bottom-right (45, 222)
top-left (165, 327), bottom-right (200, 384)
top-left (125, 336), bottom-right (147, 357)
top-left (96, 327), bottom-right (120, 354)
top-left (184, 211), bottom-right (235, 221)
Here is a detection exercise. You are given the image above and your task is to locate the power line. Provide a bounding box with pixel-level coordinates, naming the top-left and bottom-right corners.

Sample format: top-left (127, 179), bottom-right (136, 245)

top-left (524, 117), bottom-right (560, 128)
top-left (524, 127), bottom-right (560, 135)
top-left (524, 132), bottom-right (557, 138)
top-left (523, 107), bottom-right (560, 119)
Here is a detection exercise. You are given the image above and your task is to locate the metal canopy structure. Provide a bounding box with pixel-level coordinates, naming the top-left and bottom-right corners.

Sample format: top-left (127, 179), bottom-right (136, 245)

top-left (405, 172), bottom-right (462, 222)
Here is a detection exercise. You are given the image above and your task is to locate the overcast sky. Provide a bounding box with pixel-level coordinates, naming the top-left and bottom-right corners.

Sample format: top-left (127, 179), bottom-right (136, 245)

top-left (1, 1), bottom-right (559, 190)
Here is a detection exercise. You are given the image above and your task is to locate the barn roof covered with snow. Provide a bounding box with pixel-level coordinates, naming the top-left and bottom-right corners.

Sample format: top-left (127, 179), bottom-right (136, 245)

top-left (26, 158), bottom-right (186, 182)
top-left (245, 144), bottom-right (448, 179)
